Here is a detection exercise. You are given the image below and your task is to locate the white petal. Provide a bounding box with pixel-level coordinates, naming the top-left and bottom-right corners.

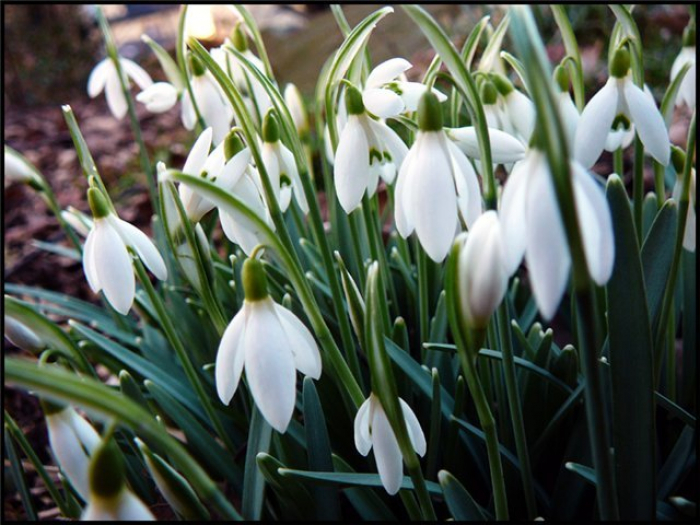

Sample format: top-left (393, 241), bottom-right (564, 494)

top-left (244, 299), bottom-right (297, 433)
top-left (183, 128), bottom-right (213, 176)
top-left (367, 119), bottom-right (408, 180)
top-left (195, 77), bottom-right (233, 145)
top-left (446, 138), bottom-right (482, 229)
top-left (394, 139), bottom-right (421, 237)
top-left (371, 403), bottom-right (404, 495)
top-left (558, 92), bottom-right (580, 152)
top-left (115, 490), bottom-right (156, 520)
top-left (279, 144), bottom-right (309, 213)
top-left (68, 410), bottom-right (101, 454)
top-left (216, 309), bottom-right (247, 405)
top-left (217, 148), bottom-right (251, 192)
top-left (104, 72), bottom-right (128, 120)
top-left (623, 80), bottom-right (670, 166)
top-left (274, 304), bottom-right (322, 379)
top-left (396, 81), bottom-right (447, 112)
top-left (115, 218), bottom-right (168, 280)
top-left (47, 411), bottom-right (91, 500)
top-left (448, 126), bottom-right (526, 164)
top-left (363, 88), bottom-right (405, 119)
top-left (366, 58), bottom-right (412, 89)
top-left (412, 133), bottom-right (458, 262)
top-left (398, 399), bottom-right (426, 456)
top-left (499, 158), bottom-right (530, 275)
top-left (82, 227), bottom-right (101, 293)
top-left (181, 89), bottom-right (196, 130)
top-left (334, 116), bottom-right (369, 213)
top-left (136, 82), bottom-right (178, 113)
top-left (525, 161), bottom-right (571, 320)
top-left (92, 220), bottom-right (134, 315)
top-left (572, 163), bottom-right (615, 285)
top-left (120, 58), bottom-right (153, 90)
top-left (354, 398), bottom-right (373, 456)
top-left (574, 79), bottom-right (619, 168)
top-left (506, 89), bottom-right (536, 142)
top-left (262, 143), bottom-right (282, 205)
top-left (87, 59), bottom-right (111, 98)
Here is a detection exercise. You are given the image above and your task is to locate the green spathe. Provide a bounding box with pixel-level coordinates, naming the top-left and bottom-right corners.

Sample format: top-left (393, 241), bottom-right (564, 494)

top-left (480, 81), bottom-right (498, 105)
top-left (554, 64), bottom-right (570, 93)
top-left (262, 110), bottom-right (281, 143)
top-left (242, 258), bottom-right (269, 302)
top-left (87, 187), bottom-right (110, 219)
top-left (610, 47), bottom-right (631, 79)
top-left (231, 23), bottom-right (248, 52)
top-left (491, 73), bottom-right (514, 96)
top-left (417, 91), bottom-right (443, 132)
top-left (224, 132), bottom-right (246, 161)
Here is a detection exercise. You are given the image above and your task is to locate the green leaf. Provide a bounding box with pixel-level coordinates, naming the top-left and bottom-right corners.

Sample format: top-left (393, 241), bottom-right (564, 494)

top-left (256, 453), bottom-right (314, 520)
top-left (142, 34), bottom-right (184, 91)
top-left (565, 462), bottom-right (597, 486)
top-left (4, 426), bottom-right (37, 520)
top-left (438, 469), bottom-right (489, 520)
top-left (477, 11), bottom-right (510, 73)
top-left (242, 406), bottom-right (272, 520)
top-left (550, 5), bottom-right (585, 109)
top-left (331, 454), bottom-right (397, 520)
top-left (661, 63), bottom-right (692, 128)
top-left (302, 378), bottom-right (340, 520)
top-left (658, 426), bottom-right (695, 500)
top-left (605, 174), bottom-right (655, 520)
top-left (278, 468), bottom-right (443, 495)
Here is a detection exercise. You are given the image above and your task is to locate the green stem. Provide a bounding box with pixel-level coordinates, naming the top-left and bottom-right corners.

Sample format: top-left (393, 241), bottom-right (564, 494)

top-left (361, 196), bottom-right (392, 333)
top-left (496, 302), bottom-right (537, 519)
top-left (416, 241), bottom-right (430, 358)
top-left (666, 306), bottom-right (676, 401)
top-left (133, 258), bottom-right (236, 454)
top-left (654, 161), bottom-right (666, 209)
top-left (633, 136), bottom-right (645, 243)
top-left (613, 148), bottom-right (624, 179)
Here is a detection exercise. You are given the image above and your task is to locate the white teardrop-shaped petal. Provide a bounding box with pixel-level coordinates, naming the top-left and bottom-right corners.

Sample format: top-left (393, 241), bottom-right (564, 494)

top-left (394, 137), bottom-right (421, 237)
top-left (104, 72), bottom-right (128, 120)
top-left (448, 126), bottom-right (526, 164)
top-left (274, 304), bottom-right (322, 379)
top-left (499, 158), bottom-right (530, 275)
top-left (112, 217), bottom-right (167, 281)
top-left (506, 89), bottom-right (535, 142)
top-left (279, 144), bottom-right (309, 213)
top-left (363, 88), bottom-right (405, 118)
top-left (217, 148), bottom-right (252, 192)
top-left (87, 59), bottom-right (111, 98)
top-left (396, 81), bottom-right (447, 112)
top-left (120, 58), bottom-right (153, 90)
top-left (354, 397), bottom-right (373, 456)
top-left (623, 79), bottom-right (670, 166)
top-left (181, 89), bottom-right (196, 130)
top-left (115, 490), bottom-right (156, 520)
top-left (4, 316), bottom-right (44, 352)
top-left (47, 411), bottom-right (92, 500)
top-left (183, 128), bottom-right (213, 176)
top-left (558, 92), bottom-right (580, 152)
top-left (215, 308), bottom-right (247, 405)
top-left (572, 163), bottom-right (615, 285)
top-left (368, 119), bottom-right (408, 179)
top-left (82, 226), bottom-right (101, 293)
top-left (398, 399), bottom-right (426, 456)
top-left (334, 116), bottom-right (369, 213)
top-left (93, 221), bottom-right (135, 315)
top-left (446, 139), bottom-right (482, 229)
top-left (525, 162), bottom-right (571, 321)
top-left (195, 77), bottom-right (234, 145)
top-left (366, 58), bottom-right (412, 89)
top-left (574, 79), bottom-right (619, 168)
top-left (244, 300), bottom-right (296, 433)
top-left (261, 143), bottom-right (282, 204)
top-left (371, 403), bottom-right (404, 495)
top-left (136, 82), bottom-right (178, 113)
top-left (412, 133), bottom-right (458, 262)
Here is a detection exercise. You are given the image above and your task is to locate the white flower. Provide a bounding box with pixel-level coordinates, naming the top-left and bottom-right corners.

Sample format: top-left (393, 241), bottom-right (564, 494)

top-left (87, 57), bottom-right (153, 120)
top-left (395, 92), bottom-right (482, 263)
top-left (362, 57), bottom-right (447, 119)
top-left (673, 168), bottom-right (696, 252)
top-left (82, 488), bottom-right (155, 521)
top-left (83, 188), bottom-right (167, 315)
top-left (284, 83), bottom-right (309, 137)
top-left (446, 126), bottom-right (526, 164)
top-left (45, 405), bottom-right (101, 501)
top-left (4, 315), bottom-right (44, 352)
top-left (500, 149), bottom-right (615, 320)
top-left (334, 86), bottom-right (408, 213)
top-left (456, 210), bottom-right (509, 328)
top-left (602, 86), bottom-right (655, 154)
top-left (487, 74), bottom-right (536, 144)
top-left (671, 46), bottom-right (696, 109)
top-left (353, 393), bottom-right (426, 495)
top-left (215, 258), bottom-right (322, 433)
top-left (181, 62), bottom-right (234, 145)
top-left (136, 82), bottom-right (178, 113)
top-left (4, 146), bottom-right (42, 186)
top-left (575, 48), bottom-right (670, 168)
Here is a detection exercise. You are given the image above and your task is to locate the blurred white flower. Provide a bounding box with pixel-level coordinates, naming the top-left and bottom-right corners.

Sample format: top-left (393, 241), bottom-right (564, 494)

top-left (671, 46), bottom-right (696, 109)
top-left (4, 316), bottom-right (45, 352)
top-left (87, 57), bottom-right (153, 120)
top-left (4, 146), bottom-right (42, 186)
top-left (673, 167), bottom-right (696, 252)
top-left (446, 126), bottom-right (526, 165)
top-left (354, 393), bottom-right (426, 495)
top-left (136, 82), bottom-right (178, 113)
top-left (284, 83), bottom-right (309, 137)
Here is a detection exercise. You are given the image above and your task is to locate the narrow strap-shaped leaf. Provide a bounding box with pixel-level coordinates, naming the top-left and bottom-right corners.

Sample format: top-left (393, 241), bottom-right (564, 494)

top-left (331, 454), bottom-right (397, 520)
top-left (550, 5), bottom-right (585, 109)
top-left (242, 405), bottom-right (272, 520)
top-left (4, 426), bottom-right (37, 520)
top-left (565, 462), bottom-right (597, 486)
top-left (277, 468), bottom-right (443, 495)
top-left (605, 174), bottom-right (655, 520)
top-left (438, 469), bottom-right (489, 521)
top-left (302, 378), bottom-right (340, 520)
top-left (256, 453), bottom-right (314, 520)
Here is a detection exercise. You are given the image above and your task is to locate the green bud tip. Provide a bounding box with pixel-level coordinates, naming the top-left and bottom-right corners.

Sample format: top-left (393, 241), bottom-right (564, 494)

top-left (231, 23), bottom-right (248, 52)
top-left (242, 258), bottom-right (269, 302)
top-left (224, 131), bottom-right (246, 161)
top-left (554, 65), bottom-right (570, 92)
top-left (87, 188), bottom-right (110, 219)
top-left (417, 90), bottom-right (443, 132)
top-left (609, 47), bottom-right (631, 78)
top-left (490, 73), bottom-right (514, 96)
top-left (89, 439), bottom-right (126, 498)
top-left (682, 24), bottom-right (696, 47)
top-left (671, 146), bottom-right (687, 174)
top-left (344, 84), bottom-right (365, 116)
top-left (480, 80), bottom-right (499, 105)
top-left (262, 110), bottom-right (280, 143)
top-left (188, 53), bottom-right (206, 77)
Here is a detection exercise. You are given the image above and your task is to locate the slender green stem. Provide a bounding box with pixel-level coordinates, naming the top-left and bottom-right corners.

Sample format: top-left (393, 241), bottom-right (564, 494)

top-left (133, 258), bottom-right (236, 454)
top-left (666, 306), bottom-right (676, 401)
top-left (654, 161), bottom-right (666, 209)
top-left (496, 302), bottom-right (537, 519)
top-left (613, 148), bottom-right (624, 179)
top-left (633, 136), bottom-right (645, 243)
top-left (361, 197), bottom-right (391, 333)
top-left (399, 490), bottom-right (422, 520)
top-left (416, 241), bottom-right (430, 357)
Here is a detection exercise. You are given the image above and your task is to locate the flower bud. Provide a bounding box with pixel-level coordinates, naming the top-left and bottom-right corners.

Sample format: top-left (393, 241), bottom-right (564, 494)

top-left (553, 64), bottom-right (570, 93)
top-left (4, 315), bottom-right (45, 352)
top-left (417, 90), bottom-right (443, 132)
top-left (480, 80), bottom-right (499, 105)
top-left (457, 210), bottom-right (508, 329)
top-left (4, 146), bottom-right (43, 188)
top-left (242, 257), bottom-right (269, 302)
top-left (609, 47), bottom-right (631, 78)
top-left (491, 72), bottom-right (514, 96)
top-left (231, 22), bottom-right (249, 52)
top-left (87, 187), bottom-right (110, 219)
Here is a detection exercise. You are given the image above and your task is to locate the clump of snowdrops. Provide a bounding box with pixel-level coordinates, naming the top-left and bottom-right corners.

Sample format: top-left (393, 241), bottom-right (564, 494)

top-left (4, 4), bottom-right (697, 521)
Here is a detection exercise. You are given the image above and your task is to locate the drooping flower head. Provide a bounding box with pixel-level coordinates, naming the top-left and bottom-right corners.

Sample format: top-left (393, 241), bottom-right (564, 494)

top-left (671, 24), bottom-right (696, 109)
top-left (395, 90), bottom-right (483, 262)
top-left (88, 57), bottom-right (153, 120)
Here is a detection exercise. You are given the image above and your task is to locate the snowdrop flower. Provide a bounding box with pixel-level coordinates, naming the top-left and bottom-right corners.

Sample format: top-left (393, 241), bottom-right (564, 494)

top-left (354, 393), bottom-right (426, 495)
top-left (44, 403), bottom-right (101, 501)
top-left (446, 126), bottom-right (526, 165)
top-left (480, 80), bottom-right (516, 137)
top-left (216, 257), bottom-right (322, 432)
top-left (284, 83), bottom-right (310, 138)
top-left (362, 57), bottom-right (447, 118)
top-left (553, 65), bottom-right (580, 151)
top-left (395, 91), bottom-right (483, 262)
top-left (4, 315), bottom-right (45, 352)
top-left (455, 211), bottom-right (509, 329)
top-left (334, 84), bottom-right (408, 213)
top-left (87, 57), bottom-right (153, 120)
top-left (4, 146), bottom-right (43, 187)
top-left (671, 26), bottom-right (696, 109)
top-left (500, 149), bottom-right (615, 320)
top-left (82, 438), bottom-right (155, 520)
top-left (491, 73), bottom-right (536, 143)
top-left (181, 54), bottom-right (234, 145)
top-left (83, 187), bottom-right (167, 315)
top-left (575, 47), bottom-right (670, 168)
top-left (136, 82), bottom-right (178, 113)
top-left (261, 110), bottom-right (308, 213)
top-left (671, 149), bottom-right (696, 252)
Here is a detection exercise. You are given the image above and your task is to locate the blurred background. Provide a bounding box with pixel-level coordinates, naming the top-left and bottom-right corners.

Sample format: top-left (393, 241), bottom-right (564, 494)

top-left (2, 4), bottom-right (692, 520)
